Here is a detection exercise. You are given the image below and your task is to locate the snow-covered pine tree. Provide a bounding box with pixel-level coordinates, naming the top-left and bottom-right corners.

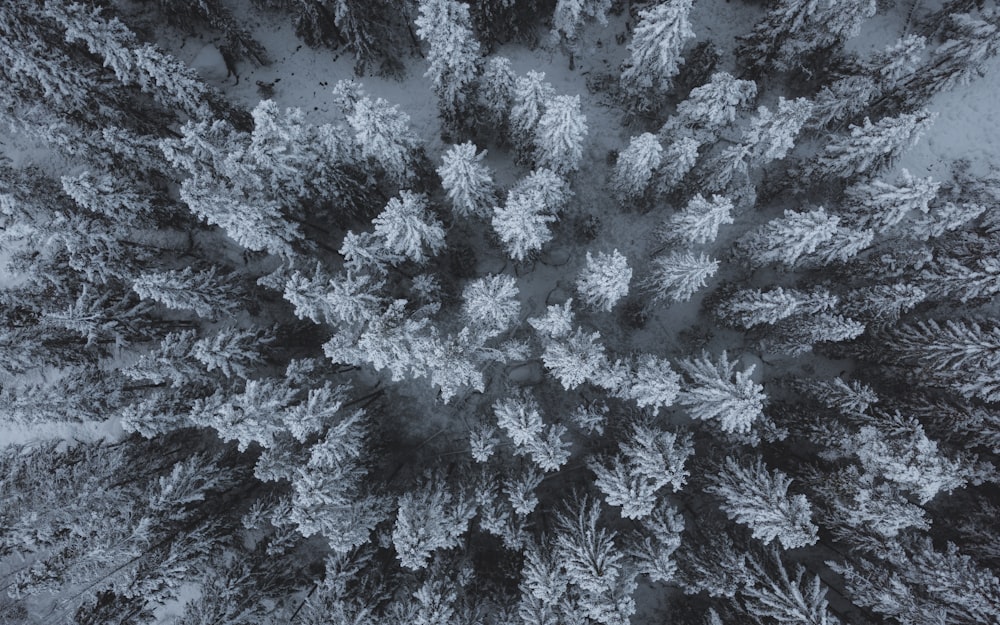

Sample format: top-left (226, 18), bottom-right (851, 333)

top-left (461, 274), bottom-right (521, 338)
top-left (372, 191), bottom-right (446, 264)
top-left (551, 0), bottom-right (612, 58)
top-left (541, 327), bottom-right (609, 390)
top-left (906, 200), bottom-right (985, 241)
top-left (645, 251), bottom-right (719, 303)
top-left (675, 72), bottom-right (757, 134)
top-left (575, 250), bottom-right (631, 312)
top-left (656, 135), bottom-right (703, 195)
top-left (738, 208), bottom-right (840, 268)
top-left (842, 168), bottom-right (940, 229)
top-left (477, 56), bottom-right (516, 136)
top-left (552, 496), bottom-right (638, 625)
top-left (707, 456), bottom-right (818, 549)
top-left (660, 194), bottom-right (734, 245)
top-left (742, 551), bottom-right (840, 625)
top-left (621, 0), bottom-right (695, 101)
top-left (534, 94), bottom-right (588, 174)
top-left (878, 318), bottom-right (1000, 402)
top-left (628, 501), bottom-right (685, 583)
top-left (809, 110), bottom-right (936, 181)
top-left (743, 97), bottom-right (814, 166)
top-left (393, 475), bottom-right (476, 569)
top-left (738, 0), bottom-right (876, 74)
top-left (528, 299), bottom-right (575, 339)
top-left (677, 351), bottom-right (765, 434)
top-left (765, 312), bottom-right (866, 356)
top-left (907, 9), bottom-right (1000, 101)
top-left (492, 169), bottom-right (570, 261)
top-left (132, 266), bottom-right (241, 319)
top-left (714, 287), bottom-right (837, 329)
top-left (415, 0), bottom-right (482, 133)
top-left (610, 133), bottom-right (663, 202)
top-left (510, 71), bottom-right (556, 160)
top-left (591, 424), bottom-right (692, 518)
top-left (438, 142), bottom-right (496, 218)
top-left (624, 354), bottom-right (682, 415)
top-left (842, 283), bottom-right (926, 327)
top-left (803, 224), bottom-right (875, 266)
top-left (335, 80), bottom-right (422, 185)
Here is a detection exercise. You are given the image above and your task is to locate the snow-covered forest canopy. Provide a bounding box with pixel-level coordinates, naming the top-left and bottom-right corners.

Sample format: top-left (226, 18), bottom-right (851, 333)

top-left (2, 0), bottom-right (1000, 624)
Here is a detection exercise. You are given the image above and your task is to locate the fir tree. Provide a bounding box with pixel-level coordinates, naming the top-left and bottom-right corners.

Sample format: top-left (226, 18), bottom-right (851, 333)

top-left (575, 250), bottom-right (631, 312)
top-left (675, 72), bottom-right (757, 133)
top-left (660, 193), bottom-right (734, 245)
top-left (336, 81), bottom-right (422, 185)
top-left (621, 0), bottom-right (696, 98)
top-left (415, 0), bottom-right (482, 131)
top-left (842, 169), bottom-right (940, 229)
top-left (510, 71), bottom-right (555, 159)
top-left (491, 169), bottom-right (569, 261)
top-left (656, 136), bottom-right (701, 194)
top-left (438, 142), bottom-right (496, 218)
top-left (478, 56), bottom-right (516, 135)
top-left (744, 97), bottom-right (814, 166)
top-left (765, 312), bottom-right (866, 356)
top-left (625, 354), bottom-right (682, 415)
top-left (707, 456), bottom-right (818, 550)
top-left (534, 94), bottom-right (588, 174)
top-left (677, 351), bottom-right (765, 434)
top-left (908, 9), bottom-right (1000, 100)
top-left (610, 133), bottom-right (663, 202)
top-left (809, 111), bottom-right (936, 180)
top-left (645, 251), bottom-right (719, 303)
top-left (131, 267), bottom-right (241, 319)
top-left (738, 208), bottom-right (840, 268)
top-left (714, 287), bottom-right (838, 329)
top-left (372, 191), bottom-right (446, 264)
top-left (461, 274), bottom-right (521, 338)
top-left (742, 551), bottom-right (840, 625)
top-left (541, 327), bottom-right (609, 390)
top-left (528, 299), bottom-right (576, 339)
top-left (393, 475), bottom-right (476, 570)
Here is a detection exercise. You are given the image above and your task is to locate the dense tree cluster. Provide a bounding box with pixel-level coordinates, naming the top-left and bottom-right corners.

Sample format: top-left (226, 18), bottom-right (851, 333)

top-left (3, 1), bottom-right (1000, 625)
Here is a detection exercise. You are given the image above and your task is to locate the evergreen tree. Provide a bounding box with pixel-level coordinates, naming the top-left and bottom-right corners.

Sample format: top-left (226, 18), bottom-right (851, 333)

top-left (677, 351), bottom-right (765, 434)
top-left (879, 318), bottom-right (1000, 402)
top-left (510, 71), bottom-right (555, 159)
top-left (744, 97), bottom-right (814, 166)
top-left (765, 312), bottom-right (866, 356)
top-left (738, 208), bottom-right (840, 268)
top-left (707, 456), bottom-right (818, 550)
top-left (491, 169), bottom-right (570, 261)
top-left (541, 327), bottom-right (609, 390)
top-left (372, 191), bottom-right (446, 264)
top-left (131, 267), bottom-right (241, 319)
top-left (438, 142), bottom-right (496, 218)
top-left (660, 193), bottom-right (734, 245)
top-left (645, 251), bottom-right (719, 303)
top-left (462, 274), bottom-right (521, 338)
top-left (551, 0), bottom-right (612, 45)
top-left (907, 9), bottom-right (1000, 100)
top-left (336, 80), bottom-right (422, 185)
top-left (738, 0), bottom-right (876, 73)
top-left (809, 111), bottom-right (936, 180)
top-left (529, 299), bottom-right (576, 339)
top-left (621, 0), bottom-right (696, 99)
top-left (575, 250), bottom-right (631, 312)
top-left (674, 72), bottom-right (757, 134)
top-left (415, 0), bottom-right (482, 132)
top-left (610, 133), bottom-right (663, 202)
top-left (393, 475), bottom-right (476, 569)
top-left (477, 56), bottom-right (516, 135)
top-left (742, 551), bottom-right (840, 625)
top-left (842, 169), bottom-right (940, 229)
top-left (591, 424), bottom-right (692, 519)
top-left (534, 94), bottom-right (588, 174)
top-left (660, 135), bottom-right (703, 190)
top-left (624, 354), bottom-right (682, 415)
top-left (714, 287), bottom-right (837, 329)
